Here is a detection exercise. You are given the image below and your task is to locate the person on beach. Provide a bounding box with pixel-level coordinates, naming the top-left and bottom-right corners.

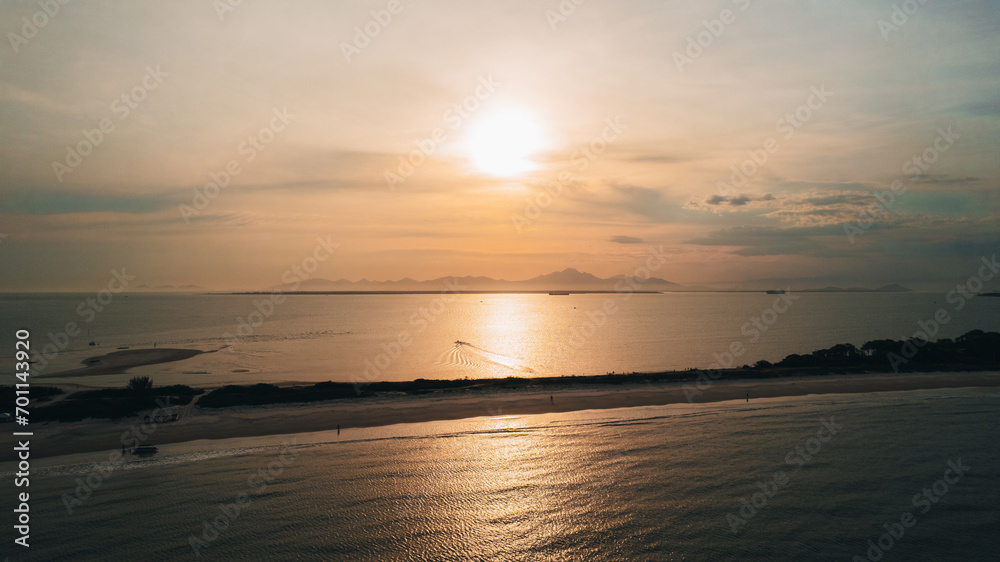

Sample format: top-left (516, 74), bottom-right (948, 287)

top-left (337, 424), bottom-right (340, 435)
top-left (550, 395), bottom-right (553, 405)
top-left (746, 393), bottom-right (749, 402)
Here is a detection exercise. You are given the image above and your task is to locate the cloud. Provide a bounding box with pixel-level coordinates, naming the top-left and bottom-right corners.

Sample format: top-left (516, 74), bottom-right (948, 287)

top-left (801, 193), bottom-right (871, 206)
top-left (604, 184), bottom-right (688, 223)
top-left (908, 174), bottom-right (981, 185)
top-left (959, 99), bottom-right (1000, 116)
top-left (686, 187), bottom-right (882, 227)
top-left (610, 235), bottom-right (643, 244)
top-left (688, 192), bottom-right (775, 209)
top-left (686, 225), bottom-right (850, 257)
top-left (0, 190), bottom-right (173, 215)
top-left (620, 153), bottom-right (695, 164)
top-left (686, 214), bottom-right (1000, 259)
top-left (0, 84), bottom-right (81, 117)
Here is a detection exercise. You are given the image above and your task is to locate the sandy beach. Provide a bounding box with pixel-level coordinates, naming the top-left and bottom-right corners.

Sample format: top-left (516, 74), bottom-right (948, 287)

top-left (37, 347), bottom-right (210, 378)
top-left (27, 369), bottom-right (1000, 459)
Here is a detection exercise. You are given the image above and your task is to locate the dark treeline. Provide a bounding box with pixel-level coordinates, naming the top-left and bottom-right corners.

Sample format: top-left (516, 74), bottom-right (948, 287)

top-left (19, 376), bottom-right (203, 422)
top-left (758, 329), bottom-right (999, 372)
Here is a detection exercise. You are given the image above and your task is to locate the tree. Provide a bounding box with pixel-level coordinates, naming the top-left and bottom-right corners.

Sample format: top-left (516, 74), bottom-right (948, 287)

top-left (813, 343), bottom-right (861, 361)
top-left (126, 376), bottom-right (153, 394)
top-left (861, 339), bottom-right (898, 358)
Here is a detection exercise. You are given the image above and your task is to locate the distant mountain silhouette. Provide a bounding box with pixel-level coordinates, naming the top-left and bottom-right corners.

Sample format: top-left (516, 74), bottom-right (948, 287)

top-left (272, 268), bottom-right (683, 292)
top-left (875, 284), bottom-right (912, 292)
top-left (527, 268), bottom-right (606, 286)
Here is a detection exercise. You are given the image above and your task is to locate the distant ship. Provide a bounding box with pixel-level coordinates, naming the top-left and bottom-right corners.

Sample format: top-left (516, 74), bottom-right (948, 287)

top-left (765, 289), bottom-right (786, 294)
top-left (548, 291), bottom-right (570, 295)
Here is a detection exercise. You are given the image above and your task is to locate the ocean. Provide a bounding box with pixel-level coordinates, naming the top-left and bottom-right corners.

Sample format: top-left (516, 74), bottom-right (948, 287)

top-left (1, 292), bottom-right (998, 387)
top-left (8, 388), bottom-right (999, 560)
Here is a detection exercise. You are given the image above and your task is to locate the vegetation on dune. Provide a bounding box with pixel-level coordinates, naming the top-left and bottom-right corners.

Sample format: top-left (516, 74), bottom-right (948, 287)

top-left (768, 329), bottom-right (1000, 371)
top-left (197, 381), bottom-right (360, 408)
top-left (0, 385), bottom-right (63, 405)
top-left (29, 379), bottom-right (202, 422)
top-left (126, 375), bottom-right (154, 394)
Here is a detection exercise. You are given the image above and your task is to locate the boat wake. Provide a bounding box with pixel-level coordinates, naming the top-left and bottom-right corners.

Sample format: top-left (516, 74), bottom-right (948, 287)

top-left (436, 341), bottom-right (540, 374)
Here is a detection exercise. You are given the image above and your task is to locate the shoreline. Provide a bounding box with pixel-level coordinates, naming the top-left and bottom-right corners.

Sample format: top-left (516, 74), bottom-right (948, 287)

top-left (23, 370), bottom-right (1000, 459)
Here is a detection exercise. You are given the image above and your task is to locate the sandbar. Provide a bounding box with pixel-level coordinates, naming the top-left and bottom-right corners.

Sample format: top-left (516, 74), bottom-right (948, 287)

top-left (38, 348), bottom-right (209, 378)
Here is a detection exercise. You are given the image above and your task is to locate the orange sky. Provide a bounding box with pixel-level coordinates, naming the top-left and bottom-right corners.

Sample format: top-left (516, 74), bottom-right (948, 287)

top-left (1, 1), bottom-right (998, 291)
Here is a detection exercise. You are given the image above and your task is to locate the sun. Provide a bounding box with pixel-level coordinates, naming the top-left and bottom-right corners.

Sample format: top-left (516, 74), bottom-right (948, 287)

top-left (464, 108), bottom-right (546, 177)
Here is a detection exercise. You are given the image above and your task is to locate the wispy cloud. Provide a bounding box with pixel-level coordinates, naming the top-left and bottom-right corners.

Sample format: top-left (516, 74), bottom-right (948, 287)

top-left (0, 190), bottom-right (174, 215)
top-left (610, 235), bottom-right (643, 244)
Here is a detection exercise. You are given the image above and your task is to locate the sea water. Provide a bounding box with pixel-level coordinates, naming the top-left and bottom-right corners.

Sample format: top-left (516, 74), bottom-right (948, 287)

top-left (1, 292), bottom-right (998, 387)
top-left (7, 388), bottom-right (999, 560)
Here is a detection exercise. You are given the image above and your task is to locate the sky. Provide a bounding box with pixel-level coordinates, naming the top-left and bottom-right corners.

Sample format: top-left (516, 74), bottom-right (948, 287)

top-left (1, 0), bottom-right (998, 291)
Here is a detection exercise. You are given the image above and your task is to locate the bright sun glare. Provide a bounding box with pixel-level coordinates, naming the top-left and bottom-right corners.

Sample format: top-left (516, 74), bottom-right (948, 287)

top-left (465, 108), bottom-right (546, 177)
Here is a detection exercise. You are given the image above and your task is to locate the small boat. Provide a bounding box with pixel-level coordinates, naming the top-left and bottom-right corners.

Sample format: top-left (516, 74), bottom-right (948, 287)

top-left (454, 340), bottom-right (467, 346)
top-left (131, 445), bottom-right (158, 455)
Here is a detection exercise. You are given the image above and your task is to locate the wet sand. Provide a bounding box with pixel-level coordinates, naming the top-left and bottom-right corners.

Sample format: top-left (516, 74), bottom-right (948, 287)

top-left (27, 370), bottom-right (1000, 459)
top-left (37, 348), bottom-right (210, 378)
